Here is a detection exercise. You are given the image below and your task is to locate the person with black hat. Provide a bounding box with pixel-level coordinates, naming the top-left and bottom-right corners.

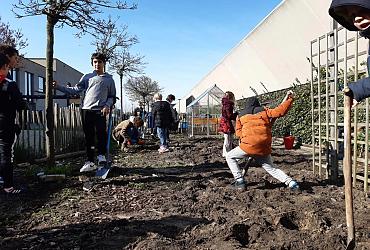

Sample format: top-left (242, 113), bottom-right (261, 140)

top-left (329, 0), bottom-right (370, 107)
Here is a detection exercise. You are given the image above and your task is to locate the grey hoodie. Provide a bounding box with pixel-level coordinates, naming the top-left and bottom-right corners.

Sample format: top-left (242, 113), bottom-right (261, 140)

top-left (56, 71), bottom-right (116, 110)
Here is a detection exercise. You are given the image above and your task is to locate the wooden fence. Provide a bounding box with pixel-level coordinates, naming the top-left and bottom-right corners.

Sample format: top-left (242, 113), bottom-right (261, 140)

top-left (14, 104), bottom-right (121, 163)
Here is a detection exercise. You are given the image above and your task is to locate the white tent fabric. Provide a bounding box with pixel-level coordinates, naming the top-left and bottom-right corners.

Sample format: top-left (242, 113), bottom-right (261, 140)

top-left (178, 0), bottom-right (334, 112)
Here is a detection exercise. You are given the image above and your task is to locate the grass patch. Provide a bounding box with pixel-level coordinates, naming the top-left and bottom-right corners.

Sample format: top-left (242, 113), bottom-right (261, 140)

top-left (53, 188), bottom-right (80, 200)
top-left (127, 182), bottom-right (147, 189)
top-left (24, 163), bottom-right (75, 177)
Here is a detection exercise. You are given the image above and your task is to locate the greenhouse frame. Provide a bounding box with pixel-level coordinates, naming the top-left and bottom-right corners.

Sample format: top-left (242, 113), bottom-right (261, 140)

top-left (186, 84), bottom-right (224, 137)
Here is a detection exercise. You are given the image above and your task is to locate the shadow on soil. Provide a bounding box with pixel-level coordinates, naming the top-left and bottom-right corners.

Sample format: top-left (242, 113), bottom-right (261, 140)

top-left (1, 215), bottom-right (210, 249)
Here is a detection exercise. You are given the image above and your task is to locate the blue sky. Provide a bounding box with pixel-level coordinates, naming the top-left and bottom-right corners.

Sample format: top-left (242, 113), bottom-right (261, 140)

top-left (1, 0), bottom-right (281, 110)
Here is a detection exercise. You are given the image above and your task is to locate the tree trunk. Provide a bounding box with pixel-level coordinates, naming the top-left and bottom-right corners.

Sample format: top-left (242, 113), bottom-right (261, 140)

top-left (45, 16), bottom-right (56, 165)
top-left (120, 74), bottom-right (123, 117)
top-left (143, 96), bottom-right (146, 119)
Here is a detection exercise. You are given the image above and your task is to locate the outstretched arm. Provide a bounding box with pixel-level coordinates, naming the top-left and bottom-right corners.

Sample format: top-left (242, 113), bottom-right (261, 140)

top-left (266, 91), bottom-right (294, 119)
top-left (52, 75), bottom-right (87, 95)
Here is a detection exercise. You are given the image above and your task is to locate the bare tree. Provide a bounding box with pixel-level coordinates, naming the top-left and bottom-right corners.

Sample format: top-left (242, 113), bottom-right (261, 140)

top-left (111, 50), bottom-right (146, 113)
top-left (124, 76), bottom-right (161, 112)
top-left (0, 16), bottom-right (28, 51)
top-left (92, 17), bottom-right (138, 63)
top-left (12, 0), bottom-right (136, 165)
top-left (91, 17), bottom-right (146, 114)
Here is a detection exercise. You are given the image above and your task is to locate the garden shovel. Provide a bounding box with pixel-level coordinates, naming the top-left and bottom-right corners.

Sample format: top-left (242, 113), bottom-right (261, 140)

top-left (96, 105), bottom-right (114, 179)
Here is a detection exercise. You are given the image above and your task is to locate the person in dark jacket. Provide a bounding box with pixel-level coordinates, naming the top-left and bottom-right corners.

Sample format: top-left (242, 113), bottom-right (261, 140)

top-left (218, 91), bottom-right (237, 157)
top-left (152, 93), bottom-right (173, 153)
top-left (0, 45), bottom-right (22, 134)
top-left (329, 0), bottom-right (370, 107)
top-left (166, 94), bottom-right (178, 141)
top-left (225, 91), bottom-right (299, 191)
top-left (0, 52), bottom-right (27, 194)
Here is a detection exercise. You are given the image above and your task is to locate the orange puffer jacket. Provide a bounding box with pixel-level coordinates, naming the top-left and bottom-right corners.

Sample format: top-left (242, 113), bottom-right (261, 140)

top-left (235, 97), bottom-right (293, 156)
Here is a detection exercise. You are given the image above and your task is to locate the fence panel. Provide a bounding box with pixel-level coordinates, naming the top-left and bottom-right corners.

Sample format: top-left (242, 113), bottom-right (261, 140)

top-left (14, 104), bottom-right (121, 163)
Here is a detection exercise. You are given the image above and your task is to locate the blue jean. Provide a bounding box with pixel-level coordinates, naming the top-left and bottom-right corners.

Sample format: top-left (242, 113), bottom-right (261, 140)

top-left (157, 127), bottom-right (168, 148)
top-left (127, 127), bottom-right (139, 144)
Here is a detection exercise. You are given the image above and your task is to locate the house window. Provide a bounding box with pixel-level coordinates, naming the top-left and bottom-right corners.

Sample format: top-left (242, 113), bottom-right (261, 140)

top-left (10, 69), bottom-right (17, 82)
top-left (24, 72), bottom-right (33, 97)
top-left (38, 76), bottom-right (45, 93)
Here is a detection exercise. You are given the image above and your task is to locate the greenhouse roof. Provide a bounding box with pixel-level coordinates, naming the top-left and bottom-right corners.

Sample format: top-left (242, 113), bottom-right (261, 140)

top-left (187, 84), bottom-right (224, 108)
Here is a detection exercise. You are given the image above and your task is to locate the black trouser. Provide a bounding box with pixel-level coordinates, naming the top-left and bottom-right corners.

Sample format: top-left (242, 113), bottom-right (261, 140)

top-left (81, 110), bottom-right (107, 162)
top-left (0, 129), bottom-right (15, 188)
top-left (166, 129), bottom-right (170, 141)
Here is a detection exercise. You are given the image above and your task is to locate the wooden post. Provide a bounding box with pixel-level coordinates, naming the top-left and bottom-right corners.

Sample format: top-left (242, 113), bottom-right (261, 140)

top-left (343, 88), bottom-right (355, 249)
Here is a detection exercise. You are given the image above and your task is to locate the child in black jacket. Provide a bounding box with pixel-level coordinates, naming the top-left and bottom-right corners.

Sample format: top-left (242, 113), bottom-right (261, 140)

top-left (329, 0), bottom-right (370, 106)
top-left (0, 52), bottom-right (27, 194)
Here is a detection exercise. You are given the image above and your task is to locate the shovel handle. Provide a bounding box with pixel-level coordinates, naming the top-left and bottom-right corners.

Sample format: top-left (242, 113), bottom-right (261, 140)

top-left (343, 88), bottom-right (355, 246)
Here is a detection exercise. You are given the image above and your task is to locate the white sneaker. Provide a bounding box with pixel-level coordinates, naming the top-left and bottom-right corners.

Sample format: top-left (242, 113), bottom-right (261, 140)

top-left (158, 147), bottom-right (169, 153)
top-left (97, 155), bottom-right (106, 165)
top-left (288, 180), bottom-right (300, 190)
top-left (80, 161), bottom-right (97, 172)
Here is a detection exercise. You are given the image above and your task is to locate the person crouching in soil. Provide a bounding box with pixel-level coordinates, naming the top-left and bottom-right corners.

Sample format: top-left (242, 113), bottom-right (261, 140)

top-left (329, 0), bottom-right (370, 107)
top-left (225, 91), bottom-right (299, 191)
top-left (112, 116), bottom-right (144, 152)
top-left (218, 91), bottom-right (237, 157)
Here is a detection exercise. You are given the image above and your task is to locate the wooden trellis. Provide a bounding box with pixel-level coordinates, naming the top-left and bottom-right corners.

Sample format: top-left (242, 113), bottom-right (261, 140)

top-left (311, 26), bottom-right (369, 193)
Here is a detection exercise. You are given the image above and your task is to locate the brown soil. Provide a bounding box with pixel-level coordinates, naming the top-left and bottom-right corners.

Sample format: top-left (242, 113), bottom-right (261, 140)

top-left (0, 135), bottom-right (369, 250)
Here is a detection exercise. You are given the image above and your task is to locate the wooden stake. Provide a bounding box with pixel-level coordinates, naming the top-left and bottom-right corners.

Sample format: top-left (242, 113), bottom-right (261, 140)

top-left (343, 88), bottom-right (355, 249)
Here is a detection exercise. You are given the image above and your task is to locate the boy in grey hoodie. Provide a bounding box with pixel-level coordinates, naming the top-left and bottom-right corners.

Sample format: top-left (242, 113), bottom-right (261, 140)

top-left (54, 52), bottom-right (116, 172)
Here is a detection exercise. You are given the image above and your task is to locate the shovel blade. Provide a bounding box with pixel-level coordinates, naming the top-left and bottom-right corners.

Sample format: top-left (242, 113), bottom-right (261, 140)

top-left (95, 167), bottom-right (110, 179)
top-left (345, 239), bottom-right (355, 250)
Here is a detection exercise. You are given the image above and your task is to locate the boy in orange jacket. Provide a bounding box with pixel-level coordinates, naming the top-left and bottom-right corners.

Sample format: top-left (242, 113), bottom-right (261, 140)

top-left (225, 91), bottom-right (299, 191)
